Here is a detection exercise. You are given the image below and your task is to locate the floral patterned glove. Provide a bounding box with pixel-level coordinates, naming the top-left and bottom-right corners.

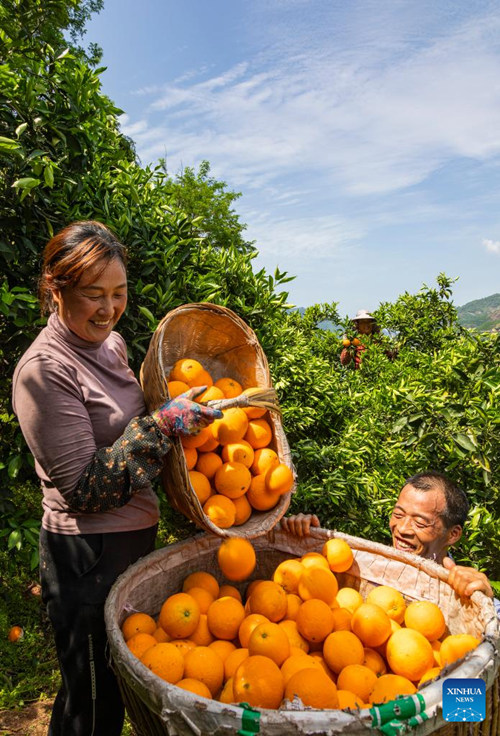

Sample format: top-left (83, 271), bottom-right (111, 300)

top-left (151, 386), bottom-right (223, 437)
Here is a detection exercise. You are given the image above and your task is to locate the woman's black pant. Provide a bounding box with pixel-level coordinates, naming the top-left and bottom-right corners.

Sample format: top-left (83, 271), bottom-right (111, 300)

top-left (39, 525), bottom-right (157, 736)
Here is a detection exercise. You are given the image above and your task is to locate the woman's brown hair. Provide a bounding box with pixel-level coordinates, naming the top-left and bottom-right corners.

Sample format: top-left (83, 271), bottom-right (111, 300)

top-left (39, 221), bottom-right (127, 314)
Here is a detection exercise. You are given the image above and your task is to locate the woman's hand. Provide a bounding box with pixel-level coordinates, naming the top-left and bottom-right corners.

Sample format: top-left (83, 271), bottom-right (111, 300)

top-left (280, 513), bottom-right (321, 537)
top-left (152, 387), bottom-right (223, 437)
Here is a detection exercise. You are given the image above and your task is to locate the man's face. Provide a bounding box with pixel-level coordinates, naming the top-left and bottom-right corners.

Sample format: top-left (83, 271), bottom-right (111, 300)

top-left (389, 484), bottom-right (461, 562)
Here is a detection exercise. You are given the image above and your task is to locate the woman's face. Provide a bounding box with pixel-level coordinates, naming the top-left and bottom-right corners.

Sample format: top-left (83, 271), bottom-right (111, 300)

top-left (356, 319), bottom-right (374, 335)
top-left (52, 257), bottom-right (127, 343)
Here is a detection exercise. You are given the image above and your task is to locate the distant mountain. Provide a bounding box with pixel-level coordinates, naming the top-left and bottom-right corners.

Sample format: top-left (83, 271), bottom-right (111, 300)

top-left (456, 294), bottom-right (500, 332)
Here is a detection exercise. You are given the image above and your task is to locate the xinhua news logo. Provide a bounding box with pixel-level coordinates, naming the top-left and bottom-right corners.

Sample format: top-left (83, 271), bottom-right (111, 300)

top-left (442, 678), bottom-right (485, 722)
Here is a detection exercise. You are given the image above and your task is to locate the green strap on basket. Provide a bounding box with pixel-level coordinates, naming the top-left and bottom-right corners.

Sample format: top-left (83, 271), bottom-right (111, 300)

top-left (378, 713), bottom-right (430, 735)
top-left (370, 693), bottom-right (427, 728)
top-left (237, 703), bottom-right (261, 735)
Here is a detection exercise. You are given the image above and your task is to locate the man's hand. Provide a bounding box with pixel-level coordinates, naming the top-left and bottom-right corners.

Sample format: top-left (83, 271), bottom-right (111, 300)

top-left (280, 513), bottom-right (320, 537)
top-left (443, 557), bottom-right (493, 598)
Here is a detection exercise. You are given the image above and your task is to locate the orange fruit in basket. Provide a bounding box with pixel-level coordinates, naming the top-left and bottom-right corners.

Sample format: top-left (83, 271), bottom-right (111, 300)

top-left (171, 639), bottom-right (197, 658)
top-left (285, 593), bottom-right (303, 621)
top-left (278, 619), bottom-right (309, 652)
top-left (222, 440), bottom-right (254, 468)
top-left (183, 446), bottom-right (197, 470)
top-left (386, 628), bottom-right (434, 681)
top-left (243, 405), bottom-right (267, 420)
top-left (370, 674), bottom-right (417, 704)
top-left (203, 495), bottom-right (236, 528)
top-left (121, 612), bottom-right (157, 641)
top-left (126, 632), bottom-right (157, 659)
top-left (300, 552), bottom-right (330, 572)
top-left (285, 667), bottom-right (339, 709)
top-left (431, 639), bottom-right (442, 666)
top-left (233, 655), bottom-right (284, 709)
top-left (296, 599), bottom-right (335, 643)
top-left (246, 579), bottom-right (265, 598)
top-left (323, 631), bottom-right (365, 674)
top-left (439, 634), bottom-right (480, 666)
top-left (176, 677), bottom-right (212, 699)
top-left (248, 622), bottom-right (290, 666)
top-left (238, 614), bottom-right (269, 647)
top-left (273, 559), bottom-right (303, 594)
top-left (337, 664), bottom-right (377, 702)
top-left (211, 408), bottom-right (248, 445)
top-left (170, 358), bottom-right (211, 387)
top-left (185, 586), bottom-right (214, 614)
top-left (335, 587), bottom-right (363, 613)
top-left (188, 470), bottom-right (212, 504)
top-left (366, 586), bottom-right (406, 624)
top-left (298, 567), bottom-right (338, 605)
top-left (281, 653), bottom-right (321, 685)
top-left (247, 474), bottom-right (281, 511)
top-left (218, 584), bottom-right (242, 602)
top-left (232, 494), bottom-right (252, 525)
top-left (322, 539), bottom-right (354, 573)
top-left (217, 537), bottom-right (256, 582)
top-left (337, 689), bottom-right (364, 709)
top-left (404, 600), bottom-right (446, 641)
top-left (196, 385), bottom-right (225, 403)
top-left (251, 447), bottom-right (279, 475)
top-left (159, 593), bottom-right (201, 640)
top-left (140, 642), bottom-right (185, 684)
top-left (244, 419), bottom-right (272, 449)
top-left (332, 607), bottom-right (353, 631)
top-left (183, 646), bottom-right (224, 696)
top-left (224, 647), bottom-right (249, 680)
top-left (363, 647), bottom-right (387, 675)
top-left (153, 627), bottom-right (170, 643)
top-left (183, 571), bottom-right (219, 599)
top-left (197, 434), bottom-right (219, 453)
top-left (215, 377), bottom-right (243, 398)
top-left (265, 463), bottom-right (294, 496)
top-left (351, 603), bottom-right (392, 648)
top-left (189, 614), bottom-right (214, 646)
top-left (249, 580), bottom-right (288, 622)
top-left (195, 451), bottom-right (223, 480)
top-left (181, 426), bottom-right (213, 449)
top-left (418, 666), bottom-right (442, 687)
top-left (167, 380), bottom-right (190, 398)
top-left (208, 639), bottom-right (237, 662)
top-left (214, 461), bottom-right (252, 499)
top-left (207, 596), bottom-right (246, 640)
top-left (219, 676), bottom-right (235, 703)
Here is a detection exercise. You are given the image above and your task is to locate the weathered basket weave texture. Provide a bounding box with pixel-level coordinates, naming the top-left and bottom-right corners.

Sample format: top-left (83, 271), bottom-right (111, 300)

top-left (105, 527), bottom-right (500, 736)
top-left (140, 303), bottom-right (295, 538)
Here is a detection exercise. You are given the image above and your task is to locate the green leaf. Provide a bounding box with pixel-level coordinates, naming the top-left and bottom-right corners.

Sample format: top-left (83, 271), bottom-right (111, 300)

top-left (8, 529), bottom-right (22, 551)
top-left (453, 433), bottom-right (476, 453)
top-left (0, 136), bottom-right (21, 152)
top-left (138, 306), bottom-right (156, 324)
top-left (11, 177), bottom-right (41, 191)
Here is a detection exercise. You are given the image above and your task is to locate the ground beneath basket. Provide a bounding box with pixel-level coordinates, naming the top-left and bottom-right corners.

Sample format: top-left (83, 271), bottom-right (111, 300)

top-left (0, 700), bottom-right (53, 735)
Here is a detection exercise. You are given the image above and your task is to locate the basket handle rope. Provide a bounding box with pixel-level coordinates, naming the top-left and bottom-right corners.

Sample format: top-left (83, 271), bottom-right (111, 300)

top-left (202, 387), bottom-right (282, 416)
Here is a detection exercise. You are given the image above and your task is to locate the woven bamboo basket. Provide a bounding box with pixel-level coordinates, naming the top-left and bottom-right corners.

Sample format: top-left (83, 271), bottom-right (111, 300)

top-left (140, 303), bottom-right (295, 538)
top-left (105, 527), bottom-right (500, 736)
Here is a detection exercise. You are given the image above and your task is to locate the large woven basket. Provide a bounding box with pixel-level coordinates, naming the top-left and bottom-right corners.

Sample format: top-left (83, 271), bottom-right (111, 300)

top-left (140, 303), bottom-right (295, 538)
top-left (105, 527), bottom-right (500, 736)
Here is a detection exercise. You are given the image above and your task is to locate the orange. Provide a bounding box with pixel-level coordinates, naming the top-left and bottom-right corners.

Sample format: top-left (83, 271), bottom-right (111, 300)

top-left (265, 463), bottom-right (294, 496)
top-left (121, 612), bottom-right (157, 641)
top-left (197, 434), bottom-right (219, 453)
top-left (248, 622), bottom-right (290, 666)
top-left (222, 440), bottom-right (254, 468)
top-left (323, 631), bottom-right (365, 674)
top-left (278, 619), bottom-right (309, 652)
top-left (300, 552), bottom-right (330, 572)
top-left (335, 587), bottom-right (363, 614)
top-left (366, 586), bottom-right (406, 624)
top-left (183, 646), bottom-right (224, 696)
top-left (246, 579), bottom-right (265, 599)
top-left (337, 689), bottom-right (364, 709)
top-left (232, 494), bottom-right (252, 525)
top-left (296, 599), bottom-right (334, 643)
top-left (224, 647), bottom-right (249, 680)
top-left (207, 596), bottom-right (246, 640)
top-left (183, 446), bottom-right (198, 470)
top-left (404, 600), bottom-right (446, 641)
top-left (218, 584), bottom-right (242, 601)
top-left (238, 613), bottom-right (270, 647)
top-left (219, 676), bottom-right (235, 704)
top-left (363, 647), bottom-right (387, 676)
top-left (217, 537), bottom-right (256, 582)
top-left (181, 425), bottom-right (213, 449)
top-left (195, 451), bottom-right (223, 480)
top-left (203, 495), bottom-right (236, 528)
top-left (233, 655), bottom-right (284, 709)
top-left (297, 567), bottom-right (338, 606)
top-left (159, 593), bottom-right (201, 640)
top-left (247, 474), bottom-right (280, 511)
top-left (244, 419), bottom-right (273, 449)
top-left (189, 614), bottom-right (214, 646)
top-left (308, 652), bottom-right (335, 680)
top-left (285, 667), bottom-right (339, 709)
top-left (337, 664), bottom-right (377, 702)
top-left (208, 639), bottom-right (237, 662)
top-left (251, 447), bottom-right (279, 475)
top-left (281, 654), bottom-right (322, 685)
top-left (170, 358), bottom-right (213, 388)
top-left (126, 632), bottom-right (157, 659)
top-left (431, 639), bottom-right (442, 666)
top-left (273, 558), bottom-right (304, 594)
top-left (188, 469), bottom-right (212, 505)
top-left (176, 678), bottom-right (212, 699)
top-left (196, 385), bottom-right (225, 403)
top-left (183, 571), bottom-right (220, 599)
top-left (215, 377), bottom-right (243, 398)
top-left (153, 627), bottom-right (170, 643)
top-left (332, 608), bottom-right (352, 631)
top-left (385, 628), bottom-right (435, 681)
top-left (140, 642), bottom-right (184, 684)
top-left (440, 634), bottom-right (480, 666)
top-left (322, 539), bottom-right (354, 573)
top-left (418, 667), bottom-right (442, 687)
top-left (214, 462), bottom-right (252, 499)
top-left (243, 405), bottom-right (267, 420)
top-left (211, 408), bottom-right (248, 445)
top-left (285, 593), bottom-right (303, 621)
top-left (170, 639), bottom-right (197, 658)
top-left (249, 580), bottom-right (288, 622)
top-left (351, 603), bottom-right (392, 648)
top-left (167, 379), bottom-right (190, 398)
top-left (370, 674), bottom-right (417, 704)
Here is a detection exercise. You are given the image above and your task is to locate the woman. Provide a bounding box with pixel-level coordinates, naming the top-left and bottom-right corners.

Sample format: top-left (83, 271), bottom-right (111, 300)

top-left (12, 221), bottom-right (221, 736)
top-left (340, 309), bottom-right (379, 369)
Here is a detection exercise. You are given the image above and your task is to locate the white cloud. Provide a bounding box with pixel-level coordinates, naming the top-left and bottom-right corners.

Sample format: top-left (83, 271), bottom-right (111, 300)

top-left (483, 238), bottom-right (500, 254)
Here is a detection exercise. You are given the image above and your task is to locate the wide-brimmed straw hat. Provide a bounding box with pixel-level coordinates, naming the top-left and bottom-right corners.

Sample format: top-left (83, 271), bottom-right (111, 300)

top-left (352, 309), bottom-right (376, 322)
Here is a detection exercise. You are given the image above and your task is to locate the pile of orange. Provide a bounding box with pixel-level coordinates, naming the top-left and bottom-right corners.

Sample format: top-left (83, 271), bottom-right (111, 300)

top-left (121, 536), bottom-right (481, 711)
top-left (167, 357), bottom-right (294, 528)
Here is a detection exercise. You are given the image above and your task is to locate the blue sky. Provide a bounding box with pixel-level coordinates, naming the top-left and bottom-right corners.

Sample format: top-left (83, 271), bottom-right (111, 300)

top-left (85, 0), bottom-right (500, 316)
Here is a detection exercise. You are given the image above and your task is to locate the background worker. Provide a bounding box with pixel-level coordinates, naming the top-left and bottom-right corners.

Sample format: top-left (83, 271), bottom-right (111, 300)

top-left (340, 309), bottom-right (380, 369)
